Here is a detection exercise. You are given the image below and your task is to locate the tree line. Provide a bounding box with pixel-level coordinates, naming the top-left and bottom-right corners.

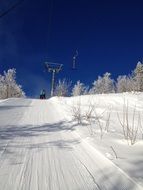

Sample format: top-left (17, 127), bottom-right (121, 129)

top-left (1, 61), bottom-right (142, 99)
top-left (54, 61), bottom-right (143, 96)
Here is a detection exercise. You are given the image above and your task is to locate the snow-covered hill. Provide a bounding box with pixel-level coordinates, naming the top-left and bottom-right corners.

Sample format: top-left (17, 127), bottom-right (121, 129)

top-left (0, 93), bottom-right (143, 190)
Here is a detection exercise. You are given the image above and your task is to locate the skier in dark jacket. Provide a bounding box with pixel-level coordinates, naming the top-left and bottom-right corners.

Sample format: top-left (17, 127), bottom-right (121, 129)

top-left (42, 89), bottom-right (46, 99)
top-left (40, 89), bottom-right (46, 99)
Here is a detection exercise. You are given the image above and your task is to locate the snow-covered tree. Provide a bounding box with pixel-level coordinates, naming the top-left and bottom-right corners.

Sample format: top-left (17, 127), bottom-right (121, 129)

top-left (102, 72), bottom-right (115, 93)
top-left (0, 75), bottom-right (5, 99)
top-left (116, 75), bottom-right (135, 93)
top-left (89, 76), bottom-right (103, 94)
top-left (116, 75), bottom-right (128, 93)
top-left (89, 72), bottom-right (115, 94)
top-left (54, 79), bottom-right (72, 97)
top-left (116, 62), bottom-right (143, 93)
top-left (132, 61), bottom-right (143, 91)
top-left (0, 68), bottom-right (25, 99)
top-left (72, 80), bottom-right (88, 96)
top-left (126, 75), bottom-right (136, 92)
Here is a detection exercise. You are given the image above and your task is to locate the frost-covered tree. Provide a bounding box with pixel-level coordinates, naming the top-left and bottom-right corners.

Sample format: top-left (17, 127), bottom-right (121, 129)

top-left (82, 86), bottom-right (89, 95)
top-left (89, 76), bottom-right (103, 94)
top-left (89, 72), bottom-right (115, 94)
top-left (116, 75), bottom-right (135, 93)
top-left (72, 80), bottom-right (88, 96)
top-left (116, 75), bottom-right (128, 92)
top-left (116, 62), bottom-right (143, 93)
top-left (126, 75), bottom-right (135, 92)
top-left (0, 75), bottom-right (5, 98)
top-left (132, 61), bottom-right (143, 91)
top-left (102, 72), bottom-right (115, 93)
top-left (54, 79), bottom-right (72, 97)
top-left (0, 68), bottom-right (25, 99)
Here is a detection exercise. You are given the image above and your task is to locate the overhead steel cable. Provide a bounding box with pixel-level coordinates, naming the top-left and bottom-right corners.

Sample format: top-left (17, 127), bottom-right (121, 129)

top-left (0, 0), bottom-right (24, 18)
top-left (46, 0), bottom-right (54, 54)
top-left (47, 0), bottom-right (54, 39)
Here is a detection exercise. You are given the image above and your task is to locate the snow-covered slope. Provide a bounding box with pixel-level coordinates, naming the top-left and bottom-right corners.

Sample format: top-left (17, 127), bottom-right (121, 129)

top-left (0, 94), bottom-right (142, 190)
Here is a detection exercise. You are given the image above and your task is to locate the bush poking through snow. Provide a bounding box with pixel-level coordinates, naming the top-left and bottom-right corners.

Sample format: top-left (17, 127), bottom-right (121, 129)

top-left (104, 111), bottom-right (111, 132)
top-left (83, 102), bottom-right (97, 135)
top-left (110, 146), bottom-right (118, 159)
top-left (83, 102), bottom-right (95, 123)
top-left (94, 111), bottom-right (105, 139)
top-left (70, 99), bottom-right (83, 125)
top-left (70, 98), bottom-right (112, 138)
top-left (138, 114), bottom-right (143, 140)
top-left (117, 101), bottom-right (139, 145)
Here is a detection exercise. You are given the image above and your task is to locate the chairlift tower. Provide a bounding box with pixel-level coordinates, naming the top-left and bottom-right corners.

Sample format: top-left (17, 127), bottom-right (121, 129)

top-left (45, 62), bottom-right (63, 97)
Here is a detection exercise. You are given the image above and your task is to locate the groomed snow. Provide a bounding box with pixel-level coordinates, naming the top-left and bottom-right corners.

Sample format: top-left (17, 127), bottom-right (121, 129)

top-left (0, 94), bottom-right (142, 190)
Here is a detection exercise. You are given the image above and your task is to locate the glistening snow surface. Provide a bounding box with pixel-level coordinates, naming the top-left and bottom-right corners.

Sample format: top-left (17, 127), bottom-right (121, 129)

top-left (0, 95), bottom-right (142, 190)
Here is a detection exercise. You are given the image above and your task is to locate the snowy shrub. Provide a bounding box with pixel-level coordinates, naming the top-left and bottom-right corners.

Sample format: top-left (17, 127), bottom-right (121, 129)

top-left (104, 111), bottom-right (111, 132)
top-left (117, 101), bottom-right (139, 145)
top-left (69, 98), bottom-right (96, 127)
top-left (138, 113), bottom-right (143, 139)
top-left (83, 102), bottom-right (97, 135)
top-left (83, 102), bottom-right (96, 123)
top-left (92, 109), bottom-right (112, 139)
top-left (69, 97), bottom-right (111, 138)
top-left (70, 98), bottom-right (83, 124)
top-left (93, 110), bottom-right (104, 138)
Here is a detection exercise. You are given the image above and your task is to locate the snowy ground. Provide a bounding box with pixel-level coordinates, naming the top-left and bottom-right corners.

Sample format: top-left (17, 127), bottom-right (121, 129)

top-left (0, 94), bottom-right (143, 190)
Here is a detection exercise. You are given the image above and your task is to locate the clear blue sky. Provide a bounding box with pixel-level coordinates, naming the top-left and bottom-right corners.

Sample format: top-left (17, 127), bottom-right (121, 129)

top-left (0, 0), bottom-right (143, 97)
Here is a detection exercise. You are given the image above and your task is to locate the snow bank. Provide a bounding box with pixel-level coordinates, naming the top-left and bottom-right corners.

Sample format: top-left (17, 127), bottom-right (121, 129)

top-left (53, 93), bottom-right (143, 186)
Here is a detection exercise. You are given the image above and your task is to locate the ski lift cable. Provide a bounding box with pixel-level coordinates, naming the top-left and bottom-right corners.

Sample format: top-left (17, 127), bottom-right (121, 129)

top-left (47, 0), bottom-right (54, 43)
top-left (0, 0), bottom-right (25, 19)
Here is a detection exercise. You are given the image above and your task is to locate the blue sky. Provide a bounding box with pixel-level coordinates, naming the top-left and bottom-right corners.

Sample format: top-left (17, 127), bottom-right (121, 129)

top-left (0, 0), bottom-right (143, 97)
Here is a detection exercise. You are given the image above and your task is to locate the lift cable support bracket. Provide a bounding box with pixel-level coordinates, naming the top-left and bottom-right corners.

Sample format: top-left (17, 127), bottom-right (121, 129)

top-left (45, 62), bottom-right (63, 73)
top-left (44, 62), bottom-right (63, 97)
top-left (72, 50), bottom-right (78, 69)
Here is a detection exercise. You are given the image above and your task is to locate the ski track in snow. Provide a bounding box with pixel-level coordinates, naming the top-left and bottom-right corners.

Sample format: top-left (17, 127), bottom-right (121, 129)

top-left (0, 98), bottom-right (142, 190)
